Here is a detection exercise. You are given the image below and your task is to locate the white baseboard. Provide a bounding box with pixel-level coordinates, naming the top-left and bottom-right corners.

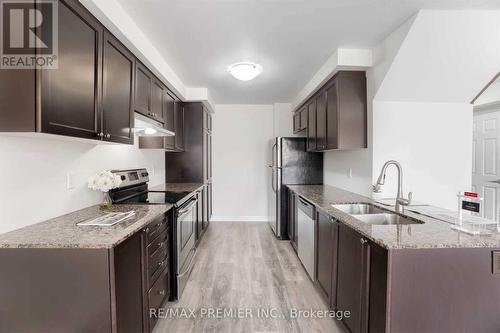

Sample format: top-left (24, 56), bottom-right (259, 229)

top-left (210, 216), bottom-right (269, 222)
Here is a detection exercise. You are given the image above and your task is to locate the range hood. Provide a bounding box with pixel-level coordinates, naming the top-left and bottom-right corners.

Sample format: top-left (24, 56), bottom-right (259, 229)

top-left (134, 113), bottom-right (175, 137)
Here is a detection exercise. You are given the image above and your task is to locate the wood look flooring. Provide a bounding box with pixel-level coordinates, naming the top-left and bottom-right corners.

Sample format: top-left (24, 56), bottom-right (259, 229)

top-left (154, 222), bottom-right (345, 333)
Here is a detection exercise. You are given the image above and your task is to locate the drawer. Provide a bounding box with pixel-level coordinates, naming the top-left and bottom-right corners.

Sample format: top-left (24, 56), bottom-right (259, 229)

top-left (147, 230), bottom-right (168, 258)
top-left (148, 268), bottom-right (170, 331)
top-left (149, 247), bottom-right (168, 282)
top-left (146, 216), bottom-right (168, 244)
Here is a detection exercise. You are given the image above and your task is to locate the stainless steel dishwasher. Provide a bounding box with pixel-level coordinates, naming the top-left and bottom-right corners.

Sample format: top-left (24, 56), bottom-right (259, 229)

top-left (296, 195), bottom-right (316, 280)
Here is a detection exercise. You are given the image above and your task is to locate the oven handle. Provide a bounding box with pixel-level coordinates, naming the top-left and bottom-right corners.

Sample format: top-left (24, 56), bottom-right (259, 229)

top-left (177, 247), bottom-right (197, 278)
top-left (177, 198), bottom-right (197, 216)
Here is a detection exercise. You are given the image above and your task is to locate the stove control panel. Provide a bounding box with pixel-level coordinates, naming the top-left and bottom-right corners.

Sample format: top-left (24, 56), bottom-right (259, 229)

top-left (111, 168), bottom-right (149, 188)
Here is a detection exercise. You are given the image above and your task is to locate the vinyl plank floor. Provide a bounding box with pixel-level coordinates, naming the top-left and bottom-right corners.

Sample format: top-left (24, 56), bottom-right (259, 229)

top-left (153, 222), bottom-right (345, 333)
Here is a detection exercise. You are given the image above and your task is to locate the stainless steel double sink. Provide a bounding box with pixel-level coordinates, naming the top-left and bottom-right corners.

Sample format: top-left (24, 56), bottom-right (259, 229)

top-left (331, 203), bottom-right (424, 225)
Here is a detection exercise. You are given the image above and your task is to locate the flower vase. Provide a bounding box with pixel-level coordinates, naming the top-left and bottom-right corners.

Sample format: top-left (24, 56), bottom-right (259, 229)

top-left (100, 192), bottom-right (112, 210)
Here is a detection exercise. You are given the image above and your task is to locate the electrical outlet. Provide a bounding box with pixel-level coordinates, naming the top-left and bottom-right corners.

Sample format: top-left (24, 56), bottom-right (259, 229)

top-left (347, 168), bottom-right (352, 178)
top-left (66, 173), bottom-right (76, 190)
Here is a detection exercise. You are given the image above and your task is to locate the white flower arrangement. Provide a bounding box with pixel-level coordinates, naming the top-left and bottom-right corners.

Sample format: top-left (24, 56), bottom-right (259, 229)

top-left (88, 171), bottom-right (122, 193)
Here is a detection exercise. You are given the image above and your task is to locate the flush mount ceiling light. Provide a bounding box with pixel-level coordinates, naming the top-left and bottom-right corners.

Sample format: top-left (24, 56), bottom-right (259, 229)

top-left (228, 62), bottom-right (262, 81)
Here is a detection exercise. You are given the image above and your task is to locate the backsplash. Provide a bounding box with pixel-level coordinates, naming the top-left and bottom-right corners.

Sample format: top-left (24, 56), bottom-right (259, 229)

top-left (0, 134), bottom-right (165, 234)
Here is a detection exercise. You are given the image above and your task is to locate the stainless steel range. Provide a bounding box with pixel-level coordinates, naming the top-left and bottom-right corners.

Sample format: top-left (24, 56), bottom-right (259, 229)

top-left (109, 169), bottom-right (197, 301)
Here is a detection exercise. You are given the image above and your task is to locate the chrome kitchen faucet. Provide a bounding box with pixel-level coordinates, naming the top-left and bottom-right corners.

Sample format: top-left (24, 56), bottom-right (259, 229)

top-left (376, 160), bottom-right (412, 212)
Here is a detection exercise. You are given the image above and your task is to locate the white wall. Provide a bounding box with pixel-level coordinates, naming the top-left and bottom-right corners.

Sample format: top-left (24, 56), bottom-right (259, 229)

top-left (0, 134), bottom-right (165, 234)
top-left (212, 105), bottom-right (274, 221)
top-left (372, 102), bottom-right (473, 210)
top-left (273, 103), bottom-right (294, 137)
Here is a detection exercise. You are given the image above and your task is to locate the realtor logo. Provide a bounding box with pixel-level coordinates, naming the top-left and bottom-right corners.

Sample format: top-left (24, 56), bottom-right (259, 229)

top-left (0, 0), bottom-right (58, 69)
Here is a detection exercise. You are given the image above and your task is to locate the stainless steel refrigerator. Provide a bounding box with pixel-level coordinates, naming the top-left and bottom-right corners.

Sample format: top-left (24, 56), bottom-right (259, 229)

top-left (267, 137), bottom-right (323, 239)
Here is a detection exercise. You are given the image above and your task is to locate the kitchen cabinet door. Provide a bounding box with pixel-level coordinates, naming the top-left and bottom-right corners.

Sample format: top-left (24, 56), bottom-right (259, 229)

top-left (101, 31), bottom-right (134, 144)
top-left (40, 0), bottom-right (103, 140)
top-left (203, 131), bottom-right (211, 183)
top-left (293, 112), bottom-right (301, 133)
top-left (114, 230), bottom-right (144, 332)
top-left (202, 184), bottom-right (209, 229)
top-left (175, 103), bottom-right (185, 151)
top-left (163, 92), bottom-right (176, 150)
top-left (316, 210), bottom-right (338, 308)
top-left (325, 80), bottom-right (339, 149)
top-left (368, 241), bottom-right (388, 333)
top-left (208, 182), bottom-right (213, 222)
top-left (315, 91), bottom-right (327, 150)
top-left (300, 107), bottom-right (308, 131)
top-left (135, 62), bottom-right (152, 117)
top-left (151, 79), bottom-right (165, 123)
top-left (287, 190), bottom-right (296, 246)
top-left (337, 223), bottom-right (370, 333)
top-left (196, 190), bottom-right (203, 241)
top-left (307, 99), bottom-right (317, 151)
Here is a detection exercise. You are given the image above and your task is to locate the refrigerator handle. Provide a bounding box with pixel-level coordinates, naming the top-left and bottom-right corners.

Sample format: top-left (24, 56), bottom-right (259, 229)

top-left (271, 166), bottom-right (276, 193)
top-left (271, 143), bottom-right (277, 167)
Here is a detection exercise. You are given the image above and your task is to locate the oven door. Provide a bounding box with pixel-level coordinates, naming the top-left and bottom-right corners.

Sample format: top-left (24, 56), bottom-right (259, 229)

top-left (176, 196), bottom-right (197, 299)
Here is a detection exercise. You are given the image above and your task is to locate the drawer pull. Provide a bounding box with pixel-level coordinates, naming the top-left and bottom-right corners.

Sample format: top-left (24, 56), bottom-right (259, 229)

top-left (158, 260), bottom-right (165, 267)
top-left (360, 238), bottom-right (367, 244)
top-left (156, 222), bottom-right (162, 227)
top-left (158, 242), bottom-right (164, 248)
top-left (158, 290), bottom-right (165, 295)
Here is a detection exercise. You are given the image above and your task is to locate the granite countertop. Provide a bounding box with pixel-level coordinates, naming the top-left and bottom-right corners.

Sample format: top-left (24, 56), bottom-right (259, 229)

top-left (149, 182), bottom-right (204, 193)
top-left (0, 204), bottom-right (173, 249)
top-left (288, 184), bottom-right (500, 250)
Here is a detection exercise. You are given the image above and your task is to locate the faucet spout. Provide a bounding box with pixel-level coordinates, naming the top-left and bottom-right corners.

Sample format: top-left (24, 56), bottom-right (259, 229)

top-left (376, 160), bottom-right (412, 212)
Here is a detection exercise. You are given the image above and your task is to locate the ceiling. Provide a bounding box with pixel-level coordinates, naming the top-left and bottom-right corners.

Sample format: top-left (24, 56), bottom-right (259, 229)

top-left (117, 0), bottom-right (500, 104)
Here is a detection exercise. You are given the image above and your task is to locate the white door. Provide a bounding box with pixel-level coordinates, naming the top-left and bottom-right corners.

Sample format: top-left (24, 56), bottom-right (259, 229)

top-left (472, 107), bottom-right (500, 220)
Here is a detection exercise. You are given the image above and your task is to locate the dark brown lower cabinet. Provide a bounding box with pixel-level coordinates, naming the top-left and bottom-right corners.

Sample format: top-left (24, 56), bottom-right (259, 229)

top-left (0, 213), bottom-right (171, 333)
top-left (336, 223), bottom-right (369, 333)
top-left (287, 189), bottom-right (297, 249)
top-left (315, 211), bottom-right (338, 308)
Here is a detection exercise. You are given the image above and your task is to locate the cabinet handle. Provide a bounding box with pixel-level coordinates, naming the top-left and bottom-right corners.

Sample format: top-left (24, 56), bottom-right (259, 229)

top-left (157, 222), bottom-right (162, 227)
top-left (158, 241), bottom-right (164, 248)
top-left (158, 260), bottom-right (165, 267)
top-left (98, 132), bottom-right (104, 138)
top-left (105, 133), bottom-right (110, 139)
top-left (145, 227), bottom-right (150, 233)
top-left (158, 290), bottom-right (165, 295)
top-left (360, 238), bottom-right (367, 244)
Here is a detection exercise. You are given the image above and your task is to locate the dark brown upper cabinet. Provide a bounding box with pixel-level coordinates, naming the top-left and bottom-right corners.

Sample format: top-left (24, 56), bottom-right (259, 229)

top-left (40, 0), bottom-right (103, 140)
top-left (293, 106), bottom-right (308, 134)
top-left (163, 92), bottom-right (176, 150)
top-left (134, 62), bottom-right (165, 124)
top-left (296, 71), bottom-right (367, 152)
top-left (151, 78), bottom-right (165, 123)
top-left (306, 99), bottom-right (317, 151)
top-left (163, 93), bottom-right (184, 152)
top-left (174, 102), bottom-right (185, 151)
top-left (134, 62), bottom-right (152, 117)
top-left (325, 79), bottom-right (339, 149)
top-left (315, 90), bottom-right (327, 150)
top-left (102, 31), bottom-right (135, 144)
top-left (0, 0), bottom-right (135, 144)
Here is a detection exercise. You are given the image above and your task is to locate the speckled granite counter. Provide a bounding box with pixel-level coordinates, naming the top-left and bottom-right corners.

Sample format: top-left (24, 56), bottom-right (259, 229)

top-left (0, 204), bottom-right (173, 249)
top-left (288, 184), bottom-right (500, 250)
top-left (149, 182), bottom-right (204, 193)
